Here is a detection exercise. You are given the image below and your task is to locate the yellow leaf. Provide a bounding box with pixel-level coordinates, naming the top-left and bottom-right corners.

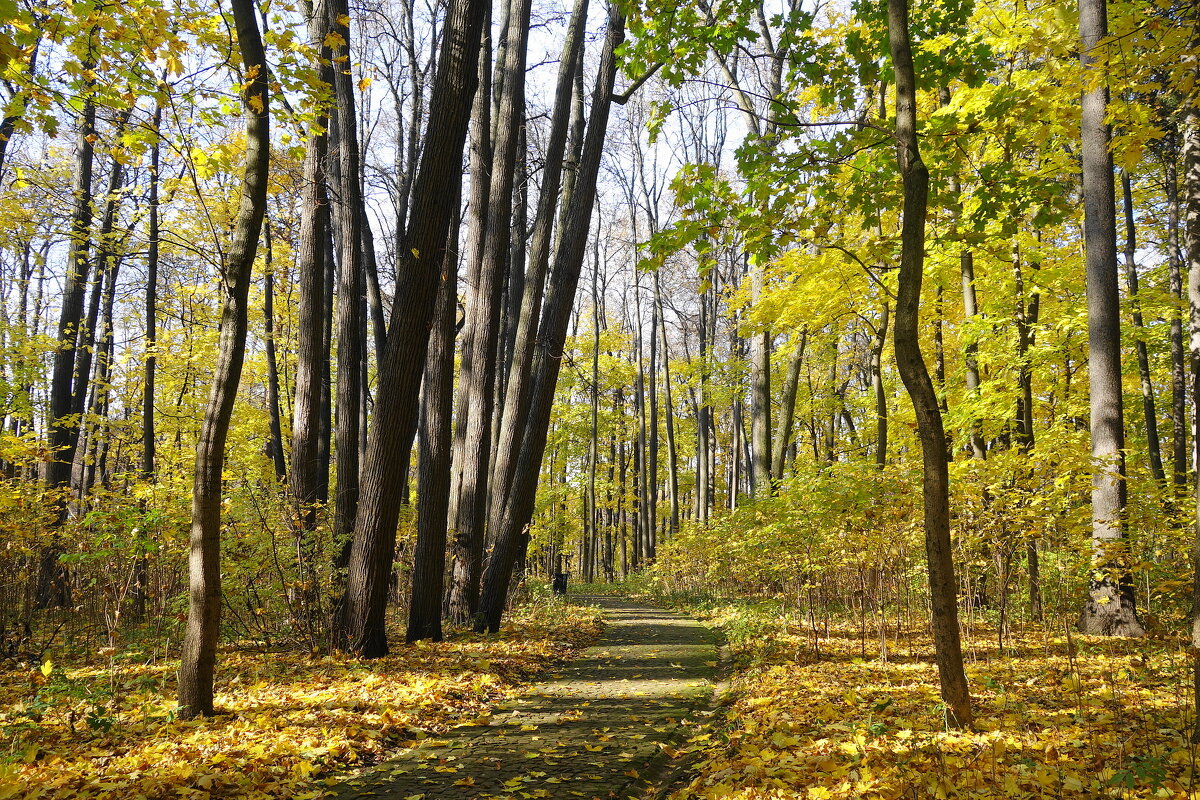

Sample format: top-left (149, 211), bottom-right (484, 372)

top-left (324, 30), bottom-right (347, 49)
top-left (40, 659), bottom-right (52, 677)
top-left (248, 93), bottom-right (264, 114)
top-left (358, 77), bottom-right (373, 92)
top-left (336, 13), bottom-right (350, 26)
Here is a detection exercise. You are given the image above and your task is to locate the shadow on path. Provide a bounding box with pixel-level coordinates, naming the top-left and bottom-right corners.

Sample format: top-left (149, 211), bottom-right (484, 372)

top-left (332, 596), bottom-right (717, 800)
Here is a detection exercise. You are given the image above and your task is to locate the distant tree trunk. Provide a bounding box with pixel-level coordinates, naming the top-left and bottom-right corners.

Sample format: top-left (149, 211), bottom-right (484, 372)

top-left (476, 4), bottom-right (624, 633)
top-left (1013, 258), bottom-right (1043, 622)
top-left (887, 0), bottom-right (973, 727)
top-left (654, 271), bottom-right (680, 535)
top-left (871, 307), bottom-right (889, 468)
top-left (263, 221), bottom-right (287, 482)
top-left (1077, 0), bottom-right (1145, 637)
top-left (1121, 169), bottom-right (1166, 485)
top-left (177, 0), bottom-right (269, 717)
top-left (773, 329), bottom-right (806, 480)
top-left (341, 0), bottom-right (486, 657)
top-left (407, 201), bottom-right (461, 643)
top-left (1168, 140), bottom-right (1188, 497)
top-left (751, 268), bottom-right (772, 493)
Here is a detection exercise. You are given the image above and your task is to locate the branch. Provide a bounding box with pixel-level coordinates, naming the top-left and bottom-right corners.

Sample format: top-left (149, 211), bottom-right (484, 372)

top-left (611, 61), bottom-right (664, 105)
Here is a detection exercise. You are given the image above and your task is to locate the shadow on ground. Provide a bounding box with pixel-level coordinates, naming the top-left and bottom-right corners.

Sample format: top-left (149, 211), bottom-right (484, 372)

top-left (332, 596), bottom-right (718, 800)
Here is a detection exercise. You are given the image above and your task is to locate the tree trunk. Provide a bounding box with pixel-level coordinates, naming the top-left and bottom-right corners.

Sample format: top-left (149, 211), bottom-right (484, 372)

top-left (407, 200), bottom-right (461, 642)
top-left (654, 271), bottom-right (680, 535)
top-left (887, 0), bottom-right (973, 727)
top-left (341, 0), bottom-right (487, 657)
top-left (36, 73), bottom-right (96, 608)
top-left (1168, 141), bottom-right (1188, 497)
top-left (1077, 0), bottom-right (1145, 637)
top-left (774, 329), bottom-right (806, 480)
top-left (444, 22), bottom-right (494, 625)
top-left (329, 0), bottom-right (365, 571)
top-left (263, 221), bottom-right (287, 482)
top-left (751, 267), bottom-right (772, 493)
top-left (1121, 169), bottom-right (1166, 485)
top-left (177, 0), bottom-right (269, 716)
top-left (450, 0), bottom-right (531, 623)
top-left (1183, 69), bottom-right (1200, 742)
top-left (484, 0), bottom-right (589, 537)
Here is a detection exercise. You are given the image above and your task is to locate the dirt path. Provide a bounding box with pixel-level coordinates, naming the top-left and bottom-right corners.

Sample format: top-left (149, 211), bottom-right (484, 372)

top-left (332, 596), bottom-right (718, 800)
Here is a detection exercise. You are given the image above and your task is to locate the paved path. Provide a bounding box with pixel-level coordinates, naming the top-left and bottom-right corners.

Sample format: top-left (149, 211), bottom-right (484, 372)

top-left (333, 596), bottom-right (718, 800)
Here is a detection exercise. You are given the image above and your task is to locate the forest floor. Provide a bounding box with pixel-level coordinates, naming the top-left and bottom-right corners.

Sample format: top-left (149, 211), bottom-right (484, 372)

top-left (0, 594), bottom-right (605, 799)
top-left (331, 596), bottom-right (719, 800)
top-left (628, 593), bottom-right (1200, 800)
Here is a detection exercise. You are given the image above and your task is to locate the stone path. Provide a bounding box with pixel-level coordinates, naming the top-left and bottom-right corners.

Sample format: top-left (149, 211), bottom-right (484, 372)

top-left (332, 596), bottom-right (718, 800)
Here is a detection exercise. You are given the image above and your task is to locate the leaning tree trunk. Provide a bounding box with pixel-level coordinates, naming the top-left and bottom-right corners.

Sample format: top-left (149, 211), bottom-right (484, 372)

top-left (1077, 0), bottom-right (1145, 637)
top-left (887, 0), bottom-right (973, 728)
top-left (177, 0), bottom-right (269, 718)
top-left (341, 0), bottom-right (487, 657)
top-left (475, 4), bottom-right (624, 634)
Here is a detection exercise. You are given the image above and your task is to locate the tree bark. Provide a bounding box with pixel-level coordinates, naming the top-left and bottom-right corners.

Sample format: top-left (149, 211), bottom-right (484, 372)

top-left (887, 0), bottom-right (973, 727)
top-left (1077, 0), bottom-right (1145, 637)
top-left (177, 0), bottom-right (269, 717)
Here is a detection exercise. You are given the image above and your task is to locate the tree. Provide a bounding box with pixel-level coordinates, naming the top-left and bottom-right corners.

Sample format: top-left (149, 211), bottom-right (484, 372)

top-left (886, 0), bottom-right (973, 728)
top-left (177, 0), bottom-right (270, 718)
top-left (341, 0), bottom-right (487, 657)
top-left (1076, 0), bottom-right (1146, 638)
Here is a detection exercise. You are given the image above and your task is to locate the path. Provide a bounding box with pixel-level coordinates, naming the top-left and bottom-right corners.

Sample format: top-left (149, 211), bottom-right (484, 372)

top-left (332, 596), bottom-right (718, 800)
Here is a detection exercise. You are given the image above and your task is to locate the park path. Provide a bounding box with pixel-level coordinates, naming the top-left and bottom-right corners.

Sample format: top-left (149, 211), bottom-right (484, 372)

top-left (332, 596), bottom-right (718, 800)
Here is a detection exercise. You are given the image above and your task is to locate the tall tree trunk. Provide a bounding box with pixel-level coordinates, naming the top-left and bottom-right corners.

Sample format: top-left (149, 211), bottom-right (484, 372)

top-left (484, 0), bottom-right (589, 537)
top-left (329, 0), bottom-right (365, 574)
top-left (1077, 0), bottom-right (1145, 637)
top-left (476, 4), bottom-right (624, 633)
top-left (1121, 169), bottom-right (1166, 485)
top-left (135, 99), bottom-right (162, 623)
top-left (444, 21), bottom-right (493, 625)
top-left (1183, 62), bottom-right (1200, 744)
top-left (341, 0), bottom-right (487, 657)
top-left (37, 62), bottom-right (97, 607)
top-left (177, 0), bottom-right (269, 716)
top-left (450, 0), bottom-right (531, 622)
top-left (887, 0), bottom-right (973, 727)
top-left (292, 0), bottom-right (332, 537)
